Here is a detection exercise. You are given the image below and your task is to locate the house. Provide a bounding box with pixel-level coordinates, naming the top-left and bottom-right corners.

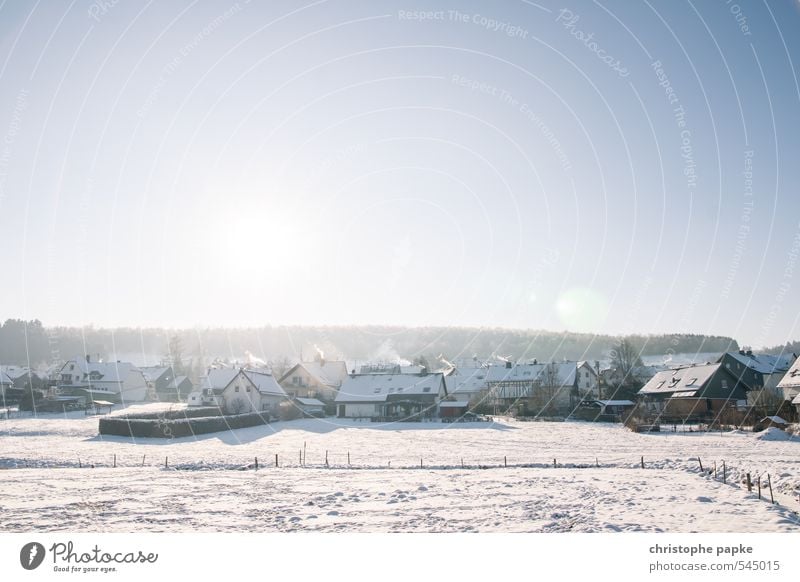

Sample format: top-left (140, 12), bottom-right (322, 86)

top-left (0, 369), bottom-right (12, 404)
top-left (637, 363), bottom-right (747, 422)
top-left (278, 359), bottom-right (348, 401)
top-left (139, 366), bottom-right (193, 402)
top-left (335, 372), bottom-right (447, 420)
top-left (200, 368), bottom-right (288, 415)
top-left (777, 357), bottom-right (800, 403)
top-left (484, 361), bottom-right (591, 415)
top-left (793, 392), bottom-right (800, 416)
top-left (57, 356), bottom-right (148, 403)
top-left (717, 350), bottom-right (796, 396)
top-left (186, 389), bottom-right (204, 407)
top-left (599, 364), bottom-right (665, 397)
top-left (443, 366), bottom-right (490, 403)
top-left (294, 397), bottom-right (326, 417)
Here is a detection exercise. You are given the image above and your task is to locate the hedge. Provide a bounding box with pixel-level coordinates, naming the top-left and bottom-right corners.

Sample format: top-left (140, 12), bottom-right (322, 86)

top-left (99, 410), bottom-right (269, 438)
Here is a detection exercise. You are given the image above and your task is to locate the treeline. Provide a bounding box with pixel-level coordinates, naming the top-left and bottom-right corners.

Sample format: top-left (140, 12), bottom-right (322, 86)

top-left (0, 319), bottom-right (742, 367)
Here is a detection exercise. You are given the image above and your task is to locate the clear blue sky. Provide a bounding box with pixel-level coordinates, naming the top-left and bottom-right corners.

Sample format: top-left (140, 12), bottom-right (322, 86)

top-left (0, 0), bottom-right (799, 347)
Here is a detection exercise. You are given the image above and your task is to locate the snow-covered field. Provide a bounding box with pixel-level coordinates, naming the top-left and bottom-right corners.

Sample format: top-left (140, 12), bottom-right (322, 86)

top-left (1, 404), bottom-right (799, 532)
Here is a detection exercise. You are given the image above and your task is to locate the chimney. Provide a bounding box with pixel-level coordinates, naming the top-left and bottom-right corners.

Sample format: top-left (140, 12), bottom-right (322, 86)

top-left (746, 349), bottom-right (752, 357)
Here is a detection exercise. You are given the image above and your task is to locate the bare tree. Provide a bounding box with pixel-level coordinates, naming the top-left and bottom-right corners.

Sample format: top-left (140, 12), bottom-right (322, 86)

top-left (608, 338), bottom-right (644, 399)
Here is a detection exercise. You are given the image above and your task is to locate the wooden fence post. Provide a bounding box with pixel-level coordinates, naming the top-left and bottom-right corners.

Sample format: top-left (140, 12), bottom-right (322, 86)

top-left (461, 458), bottom-right (464, 468)
top-left (325, 450), bottom-right (329, 467)
top-left (504, 456), bottom-right (507, 468)
top-left (723, 461), bottom-right (726, 484)
top-left (767, 474), bottom-right (775, 504)
top-left (255, 457), bottom-right (258, 470)
top-left (78, 456), bottom-right (82, 468)
top-left (641, 456), bottom-right (645, 469)
top-left (141, 454), bottom-right (146, 467)
top-left (275, 453), bottom-right (278, 467)
top-left (553, 458), bottom-right (557, 468)
top-left (746, 473), bottom-right (752, 493)
top-left (757, 475), bottom-right (761, 500)
top-left (165, 456), bottom-right (168, 469)
top-left (347, 451), bottom-right (350, 466)
top-left (698, 457), bottom-right (703, 472)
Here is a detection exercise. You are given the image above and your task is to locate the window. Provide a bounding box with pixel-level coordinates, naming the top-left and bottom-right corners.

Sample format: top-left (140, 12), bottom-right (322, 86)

top-left (235, 386), bottom-right (239, 392)
top-left (246, 386), bottom-right (251, 392)
top-left (721, 379), bottom-right (728, 389)
top-left (422, 387), bottom-right (431, 393)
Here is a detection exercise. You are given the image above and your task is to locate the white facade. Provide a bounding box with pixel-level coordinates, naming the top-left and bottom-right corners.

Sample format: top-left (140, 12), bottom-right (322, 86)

top-left (57, 358), bottom-right (148, 403)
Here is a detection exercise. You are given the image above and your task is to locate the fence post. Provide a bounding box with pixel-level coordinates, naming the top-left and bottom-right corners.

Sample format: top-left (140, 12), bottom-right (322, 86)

top-left (713, 461), bottom-right (717, 479)
top-left (461, 458), bottom-right (464, 468)
top-left (78, 456), bottom-right (82, 468)
top-left (757, 475), bottom-right (761, 500)
top-left (723, 461), bottom-right (726, 484)
top-left (698, 457), bottom-right (703, 472)
top-left (504, 456), bottom-right (507, 468)
top-left (275, 454), bottom-right (278, 467)
top-left (420, 457), bottom-right (423, 468)
top-left (325, 450), bottom-right (329, 467)
top-left (113, 454), bottom-right (116, 468)
top-left (595, 457), bottom-right (599, 468)
top-left (165, 456), bottom-right (168, 469)
top-left (553, 458), bottom-right (557, 468)
top-left (641, 456), bottom-right (645, 469)
top-left (347, 451), bottom-right (350, 466)
top-left (746, 473), bottom-right (752, 493)
top-left (142, 454), bottom-right (146, 467)
top-left (303, 441), bottom-right (307, 466)
top-left (255, 457), bottom-right (258, 470)
top-left (767, 474), bottom-right (775, 504)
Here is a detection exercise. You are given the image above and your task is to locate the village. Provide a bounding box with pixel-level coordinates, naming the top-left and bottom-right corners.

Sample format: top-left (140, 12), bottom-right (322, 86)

top-left (2, 341), bottom-right (799, 435)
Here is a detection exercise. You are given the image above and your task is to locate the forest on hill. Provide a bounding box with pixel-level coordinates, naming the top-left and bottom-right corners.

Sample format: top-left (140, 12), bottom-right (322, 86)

top-left (0, 319), bottom-right (744, 368)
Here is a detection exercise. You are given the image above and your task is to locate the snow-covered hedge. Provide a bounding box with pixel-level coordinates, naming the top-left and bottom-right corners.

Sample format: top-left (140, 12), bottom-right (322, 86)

top-left (98, 410), bottom-right (269, 438)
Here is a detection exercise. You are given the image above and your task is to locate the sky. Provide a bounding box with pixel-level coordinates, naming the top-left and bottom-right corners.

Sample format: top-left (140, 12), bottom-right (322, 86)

top-left (0, 0), bottom-right (799, 347)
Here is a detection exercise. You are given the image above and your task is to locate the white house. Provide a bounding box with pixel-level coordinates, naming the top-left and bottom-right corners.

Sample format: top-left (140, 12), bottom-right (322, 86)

top-left (200, 368), bottom-right (288, 415)
top-left (0, 369), bottom-right (12, 404)
top-left (443, 367), bottom-right (490, 403)
top-left (777, 357), bottom-right (800, 403)
top-left (278, 359), bottom-right (348, 401)
top-left (57, 356), bottom-right (148, 403)
top-left (485, 361), bottom-right (587, 413)
top-left (335, 372), bottom-right (447, 419)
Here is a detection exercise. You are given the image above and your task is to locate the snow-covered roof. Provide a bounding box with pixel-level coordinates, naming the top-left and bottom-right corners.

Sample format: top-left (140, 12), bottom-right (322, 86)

top-left (639, 364), bottom-right (721, 395)
top-left (296, 397), bottom-right (325, 407)
top-left (439, 400), bottom-right (470, 408)
top-left (792, 392), bottom-right (800, 405)
top-left (281, 360), bottom-right (348, 387)
top-left (723, 352), bottom-right (796, 375)
top-left (170, 375), bottom-right (190, 387)
top-left (595, 400), bottom-right (635, 406)
top-left (778, 358), bottom-right (800, 390)
top-left (139, 366), bottom-right (171, 383)
top-left (0, 365), bottom-right (31, 381)
top-left (244, 370), bottom-right (286, 396)
top-left (202, 369), bottom-right (240, 392)
top-left (0, 370), bottom-right (12, 385)
top-left (60, 357), bottom-right (141, 384)
top-left (444, 367), bottom-right (489, 395)
top-left (761, 416), bottom-right (788, 424)
top-left (335, 373), bottom-right (445, 403)
top-left (485, 362), bottom-right (577, 386)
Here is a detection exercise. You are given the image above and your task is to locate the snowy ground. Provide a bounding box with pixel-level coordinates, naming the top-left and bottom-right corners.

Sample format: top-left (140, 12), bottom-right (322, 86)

top-left (1, 404), bottom-right (799, 532)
